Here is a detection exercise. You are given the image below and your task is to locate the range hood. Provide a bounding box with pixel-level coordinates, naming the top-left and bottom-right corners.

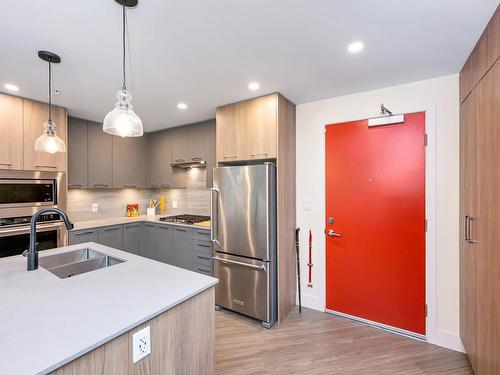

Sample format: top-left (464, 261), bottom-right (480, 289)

top-left (170, 160), bottom-right (207, 169)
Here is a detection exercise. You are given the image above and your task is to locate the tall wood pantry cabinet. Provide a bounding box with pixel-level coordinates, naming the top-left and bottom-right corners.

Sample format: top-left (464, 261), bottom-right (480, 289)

top-left (459, 6), bottom-right (499, 374)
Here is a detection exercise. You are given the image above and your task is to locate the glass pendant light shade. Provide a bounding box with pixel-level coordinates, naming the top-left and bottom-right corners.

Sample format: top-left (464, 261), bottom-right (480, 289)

top-left (103, 89), bottom-right (143, 137)
top-left (35, 120), bottom-right (66, 154)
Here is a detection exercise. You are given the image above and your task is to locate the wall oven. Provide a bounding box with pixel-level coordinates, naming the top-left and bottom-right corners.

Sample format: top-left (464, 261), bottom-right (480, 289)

top-left (0, 170), bottom-right (67, 257)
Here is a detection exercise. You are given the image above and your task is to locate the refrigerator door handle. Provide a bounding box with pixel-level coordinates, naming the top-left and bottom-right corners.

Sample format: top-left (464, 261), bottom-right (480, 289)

top-left (210, 187), bottom-right (220, 246)
top-left (213, 256), bottom-right (267, 272)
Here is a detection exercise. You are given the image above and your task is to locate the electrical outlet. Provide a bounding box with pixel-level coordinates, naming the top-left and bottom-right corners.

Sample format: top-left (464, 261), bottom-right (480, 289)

top-left (172, 200), bottom-right (178, 209)
top-left (132, 326), bottom-right (151, 363)
top-left (91, 203), bottom-right (99, 213)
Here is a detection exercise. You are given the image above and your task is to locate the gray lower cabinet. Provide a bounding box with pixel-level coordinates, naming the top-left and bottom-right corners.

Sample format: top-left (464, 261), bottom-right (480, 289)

top-left (141, 223), bottom-right (157, 259)
top-left (69, 223), bottom-right (212, 276)
top-left (69, 228), bottom-right (98, 245)
top-left (98, 225), bottom-right (123, 250)
top-left (156, 225), bottom-right (173, 264)
top-left (172, 227), bottom-right (192, 270)
top-left (123, 223), bottom-right (141, 255)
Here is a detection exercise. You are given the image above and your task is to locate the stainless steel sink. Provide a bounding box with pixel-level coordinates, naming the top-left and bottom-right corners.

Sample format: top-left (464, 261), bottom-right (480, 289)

top-left (39, 248), bottom-right (125, 279)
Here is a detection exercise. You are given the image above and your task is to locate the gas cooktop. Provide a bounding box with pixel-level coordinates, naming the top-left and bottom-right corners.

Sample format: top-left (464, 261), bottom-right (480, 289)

top-left (159, 214), bottom-right (210, 225)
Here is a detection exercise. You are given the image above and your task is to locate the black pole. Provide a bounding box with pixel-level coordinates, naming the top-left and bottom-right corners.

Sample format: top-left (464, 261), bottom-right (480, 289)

top-left (295, 228), bottom-right (302, 313)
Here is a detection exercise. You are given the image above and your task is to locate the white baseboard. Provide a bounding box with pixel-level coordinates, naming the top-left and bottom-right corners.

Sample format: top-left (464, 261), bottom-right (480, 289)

top-left (434, 329), bottom-right (465, 353)
top-left (296, 293), bottom-right (466, 354)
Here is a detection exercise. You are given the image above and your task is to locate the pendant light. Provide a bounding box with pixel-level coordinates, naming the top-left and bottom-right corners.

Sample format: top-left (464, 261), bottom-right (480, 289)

top-left (35, 51), bottom-right (66, 154)
top-left (103, 0), bottom-right (143, 137)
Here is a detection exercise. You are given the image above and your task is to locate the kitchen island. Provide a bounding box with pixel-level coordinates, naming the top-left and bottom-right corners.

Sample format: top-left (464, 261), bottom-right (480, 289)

top-left (0, 243), bottom-right (218, 375)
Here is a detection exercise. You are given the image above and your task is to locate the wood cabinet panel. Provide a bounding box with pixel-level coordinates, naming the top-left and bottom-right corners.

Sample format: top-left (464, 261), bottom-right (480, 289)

top-left (216, 102), bottom-right (245, 162)
top-left (23, 100), bottom-right (67, 171)
top-left (243, 94), bottom-right (277, 160)
top-left (88, 121), bottom-right (113, 189)
top-left (112, 136), bottom-right (146, 188)
top-left (0, 93), bottom-right (23, 170)
top-left (68, 117), bottom-right (88, 188)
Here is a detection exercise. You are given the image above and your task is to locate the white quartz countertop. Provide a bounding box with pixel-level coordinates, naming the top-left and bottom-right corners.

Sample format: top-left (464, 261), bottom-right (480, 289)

top-left (71, 215), bottom-right (211, 230)
top-left (0, 243), bottom-right (218, 375)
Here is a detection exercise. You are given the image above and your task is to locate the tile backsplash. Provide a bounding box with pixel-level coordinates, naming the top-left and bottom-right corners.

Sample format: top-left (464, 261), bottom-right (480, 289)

top-left (67, 168), bottom-right (210, 222)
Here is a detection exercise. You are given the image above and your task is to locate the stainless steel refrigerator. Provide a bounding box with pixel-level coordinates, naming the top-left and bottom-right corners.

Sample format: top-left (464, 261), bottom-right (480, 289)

top-left (211, 163), bottom-right (277, 328)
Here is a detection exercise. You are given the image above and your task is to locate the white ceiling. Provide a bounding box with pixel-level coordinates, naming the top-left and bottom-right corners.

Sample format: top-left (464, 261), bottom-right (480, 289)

top-left (0, 0), bottom-right (498, 132)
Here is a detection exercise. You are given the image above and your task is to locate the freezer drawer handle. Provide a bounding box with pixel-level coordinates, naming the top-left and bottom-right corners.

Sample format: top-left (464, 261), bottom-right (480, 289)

top-left (213, 256), bottom-right (266, 272)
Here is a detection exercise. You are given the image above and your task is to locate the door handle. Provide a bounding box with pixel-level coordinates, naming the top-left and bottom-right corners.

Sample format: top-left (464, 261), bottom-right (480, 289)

top-left (327, 229), bottom-right (342, 237)
top-left (466, 215), bottom-right (478, 244)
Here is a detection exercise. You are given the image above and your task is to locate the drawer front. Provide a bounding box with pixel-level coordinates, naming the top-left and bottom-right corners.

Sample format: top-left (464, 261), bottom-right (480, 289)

top-left (192, 228), bottom-right (210, 241)
top-left (192, 239), bottom-right (212, 254)
top-left (193, 250), bottom-right (212, 268)
top-left (69, 229), bottom-right (98, 245)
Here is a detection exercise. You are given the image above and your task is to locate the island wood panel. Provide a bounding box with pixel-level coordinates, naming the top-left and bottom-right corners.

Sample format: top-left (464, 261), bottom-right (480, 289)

top-left (23, 99), bottom-right (67, 171)
top-left (0, 93), bottom-right (23, 170)
top-left (459, 4), bottom-right (499, 103)
top-left (276, 93), bottom-right (296, 323)
top-left (50, 287), bottom-right (215, 375)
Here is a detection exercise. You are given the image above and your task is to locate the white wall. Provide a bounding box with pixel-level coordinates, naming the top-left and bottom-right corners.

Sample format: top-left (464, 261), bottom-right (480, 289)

top-left (296, 74), bottom-right (462, 351)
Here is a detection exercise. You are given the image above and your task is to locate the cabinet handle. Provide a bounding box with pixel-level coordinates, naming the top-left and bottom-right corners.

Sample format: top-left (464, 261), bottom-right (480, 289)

top-left (223, 155), bottom-right (237, 159)
top-left (0, 162), bottom-right (12, 166)
top-left (197, 243), bottom-right (211, 248)
top-left (68, 184), bottom-right (83, 188)
top-left (92, 183), bottom-right (109, 188)
top-left (104, 227), bottom-right (120, 232)
top-left (251, 152), bottom-right (268, 158)
top-left (123, 184), bottom-right (137, 188)
top-left (35, 165), bottom-right (57, 169)
top-left (197, 255), bottom-right (211, 260)
top-left (191, 157), bottom-right (202, 161)
top-left (150, 184), bottom-right (159, 188)
top-left (466, 215), bottom-right (478, 244)
top-left (175, 159), bottom-right (185, 162)
top-left (197, 267), bottom-right (210, 273)
top-left (76, 231), bottom-right (94, 236)
top-left (176, 228), bottom-right (188, 232)
top-left (160, 184), bottom-right (170, 188)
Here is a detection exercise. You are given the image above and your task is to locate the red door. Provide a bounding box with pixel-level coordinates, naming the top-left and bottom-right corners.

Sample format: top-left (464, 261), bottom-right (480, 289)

top-left (325, 112), bottom-right (426, 335)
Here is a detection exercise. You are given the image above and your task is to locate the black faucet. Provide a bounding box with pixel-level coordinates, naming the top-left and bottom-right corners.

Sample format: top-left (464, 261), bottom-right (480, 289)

top-left (24, 208), bottom-right (74, 271)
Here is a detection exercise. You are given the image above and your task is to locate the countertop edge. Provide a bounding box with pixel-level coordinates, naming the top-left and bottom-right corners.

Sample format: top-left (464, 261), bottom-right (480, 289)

top-left (38, 280), bottom-right (218, 375)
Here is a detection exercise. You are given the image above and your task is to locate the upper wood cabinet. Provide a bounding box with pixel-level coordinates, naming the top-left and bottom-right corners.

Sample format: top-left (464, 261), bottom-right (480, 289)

top-left (68, 117), bottom-right (88, 188)
top-left (0, 93), bottom-right (23, 170)
top-left (88, 121), bottom-right (113, 189)
top-left (23, 99), bottom-right (67, 172)
top-left (112, 135), bottom-right (146, 188)
top-left (216, 93), bottom-right (278, 162)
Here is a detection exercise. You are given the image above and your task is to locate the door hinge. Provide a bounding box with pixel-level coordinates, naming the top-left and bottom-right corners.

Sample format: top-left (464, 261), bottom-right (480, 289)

top-left (425, 304), bottom-right (428, 317)
top-left (424, 134), bottom-right (428, 147)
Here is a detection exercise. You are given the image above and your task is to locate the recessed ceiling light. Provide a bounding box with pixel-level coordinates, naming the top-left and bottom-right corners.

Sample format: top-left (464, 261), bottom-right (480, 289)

top-left (177, 102), bottom-right (188, 110)
top-left (347, 41), bottom-right (364, 54)
top-left (4, 83), bottom-right (19, 92)
top-left (248, 82), bottom-right (260, 91)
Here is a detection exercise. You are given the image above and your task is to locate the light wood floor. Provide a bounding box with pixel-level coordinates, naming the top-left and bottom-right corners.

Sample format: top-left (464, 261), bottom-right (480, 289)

top-left (216, 308), bottom-right (472, 375)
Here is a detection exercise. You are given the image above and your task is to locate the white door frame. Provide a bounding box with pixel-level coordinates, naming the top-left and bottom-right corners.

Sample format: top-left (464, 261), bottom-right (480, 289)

top-left (318, 104), bottom-right (438, 344)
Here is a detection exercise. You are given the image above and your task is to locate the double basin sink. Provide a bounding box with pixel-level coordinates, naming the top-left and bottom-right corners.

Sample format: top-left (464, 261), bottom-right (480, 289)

top-left (39, 248), bottom-right (124, 279)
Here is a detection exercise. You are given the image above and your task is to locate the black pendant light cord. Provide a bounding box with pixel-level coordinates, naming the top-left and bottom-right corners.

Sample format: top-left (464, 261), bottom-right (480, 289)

top-left (48, 62), bottom-right (52, 123)
top-left (122, 3), bottom-right (127, 91)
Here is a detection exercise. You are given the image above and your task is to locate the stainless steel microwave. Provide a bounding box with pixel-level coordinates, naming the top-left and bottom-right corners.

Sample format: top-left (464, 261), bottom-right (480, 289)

top-left (0, 179), bottom-right (56, 208)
